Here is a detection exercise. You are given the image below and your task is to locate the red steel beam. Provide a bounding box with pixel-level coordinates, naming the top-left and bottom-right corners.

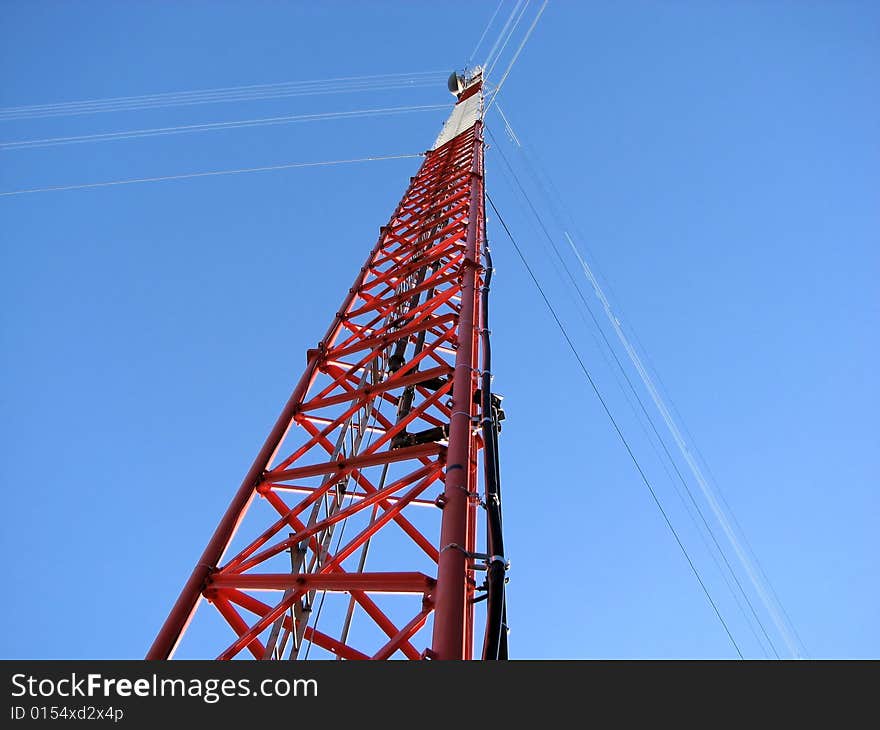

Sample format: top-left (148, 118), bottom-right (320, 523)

top-left (209, 572), bottom-right (436, 594)
top-left (146, 183), bottom-right (417, 660)
top-left (264, 441), bottom-right (444, 483)
top-left (431, 120), bottom-right (484, 660)
top-left (149, 70), bottom-right (488, 661)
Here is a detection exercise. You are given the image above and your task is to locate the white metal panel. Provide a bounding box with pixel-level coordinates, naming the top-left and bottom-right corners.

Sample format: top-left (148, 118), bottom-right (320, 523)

top-left (432, 91), bottom-right (482, 150)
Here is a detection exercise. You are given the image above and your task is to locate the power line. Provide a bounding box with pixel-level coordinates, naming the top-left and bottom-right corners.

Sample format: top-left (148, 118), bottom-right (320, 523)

top-left (677, 422), bottom-right (811, 658)
top-left (483, 0), bottom-right (525, 73)
top-left (0, 80), bottom-right (441, 122)
top-left (614, 321), bottom-right (808, 656)
top-left (486, 1), bottom-right (531, 79)
top-left (0, 71), bottom-right (444, 113)
top-left (565, 217), bottom-right (801, 658)
top-left (468, 0), bottom-right (506, 68)
top-left (485, 0), bottom-right (548, 112)
top-left (0, 104), bottom-right (450, 151)
top-left (486, 193), bottom-right (744, 659)
top-left (487, 119), bottom-right (771, 658)
top-left (0, 152), bottom-right (424, 197)
top-left (488, 102), bottom-right (804, 657)
top-left (0, 71), bottom-right (448, 120)
top-left (487, 126), bottom-right (779, 657)
top-left (567, 231), bottom-right (784, 658)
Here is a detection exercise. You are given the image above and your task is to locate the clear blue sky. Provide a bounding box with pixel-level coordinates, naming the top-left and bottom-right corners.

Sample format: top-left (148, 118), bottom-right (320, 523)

top-left (1, 1), bottom-right (877, 659)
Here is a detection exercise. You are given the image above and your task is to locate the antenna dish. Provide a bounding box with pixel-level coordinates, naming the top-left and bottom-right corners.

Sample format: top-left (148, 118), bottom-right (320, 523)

top-left (447, 71), bottom-right (464, 96)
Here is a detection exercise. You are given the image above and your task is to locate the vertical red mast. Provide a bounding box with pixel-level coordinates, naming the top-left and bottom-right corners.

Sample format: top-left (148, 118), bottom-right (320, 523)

top-left (148, 69), bottom-right (502, 660)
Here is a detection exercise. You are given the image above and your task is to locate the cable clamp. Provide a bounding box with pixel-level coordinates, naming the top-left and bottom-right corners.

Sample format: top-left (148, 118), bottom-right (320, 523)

top-left (452, 410), bottom-right (481, 428)
top-left (439, 542), bottom-right (468, 555)
top-left (440, 544), bottom-right (489, 561)
top-left (439, 546), bottom-right (506, 570)
top-left (439, 466), bottom-right (479, 499)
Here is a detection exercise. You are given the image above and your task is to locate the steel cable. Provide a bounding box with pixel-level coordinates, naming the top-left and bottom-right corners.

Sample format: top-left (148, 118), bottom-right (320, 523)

top-left (0, 103), bottom-right (450, 151)
top-left (0, 152), bottom-right (424, 197)
top-left (487, 104), bottom-right (807, 657)
top-left (488, 126), bottom-right (781, 657)
top-left (487, 192), bottom-right (744, 659)
top-left (0, 71), bottom-right (447, 120)
top-left (468, 0), bottom-right (506, 69)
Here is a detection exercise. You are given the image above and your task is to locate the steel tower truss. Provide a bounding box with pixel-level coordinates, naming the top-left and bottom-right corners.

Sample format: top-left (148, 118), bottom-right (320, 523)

top-left (148, 72), bottom-right (500, 660)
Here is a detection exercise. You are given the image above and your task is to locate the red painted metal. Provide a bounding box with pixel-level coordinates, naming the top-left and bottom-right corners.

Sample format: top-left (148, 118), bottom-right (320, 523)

top-left (148, 75), bottom-right (488, 660)
top-left (431, 123), bottom-right (484, 660)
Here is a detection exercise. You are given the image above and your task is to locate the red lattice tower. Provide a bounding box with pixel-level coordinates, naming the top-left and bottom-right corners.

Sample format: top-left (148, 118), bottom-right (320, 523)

top-left (147, 70), bottom-right (507, 661)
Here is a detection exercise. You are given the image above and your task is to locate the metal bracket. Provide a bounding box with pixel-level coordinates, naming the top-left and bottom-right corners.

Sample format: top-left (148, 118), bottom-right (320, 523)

top-left (440, 544), bottom-right (506, 568)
